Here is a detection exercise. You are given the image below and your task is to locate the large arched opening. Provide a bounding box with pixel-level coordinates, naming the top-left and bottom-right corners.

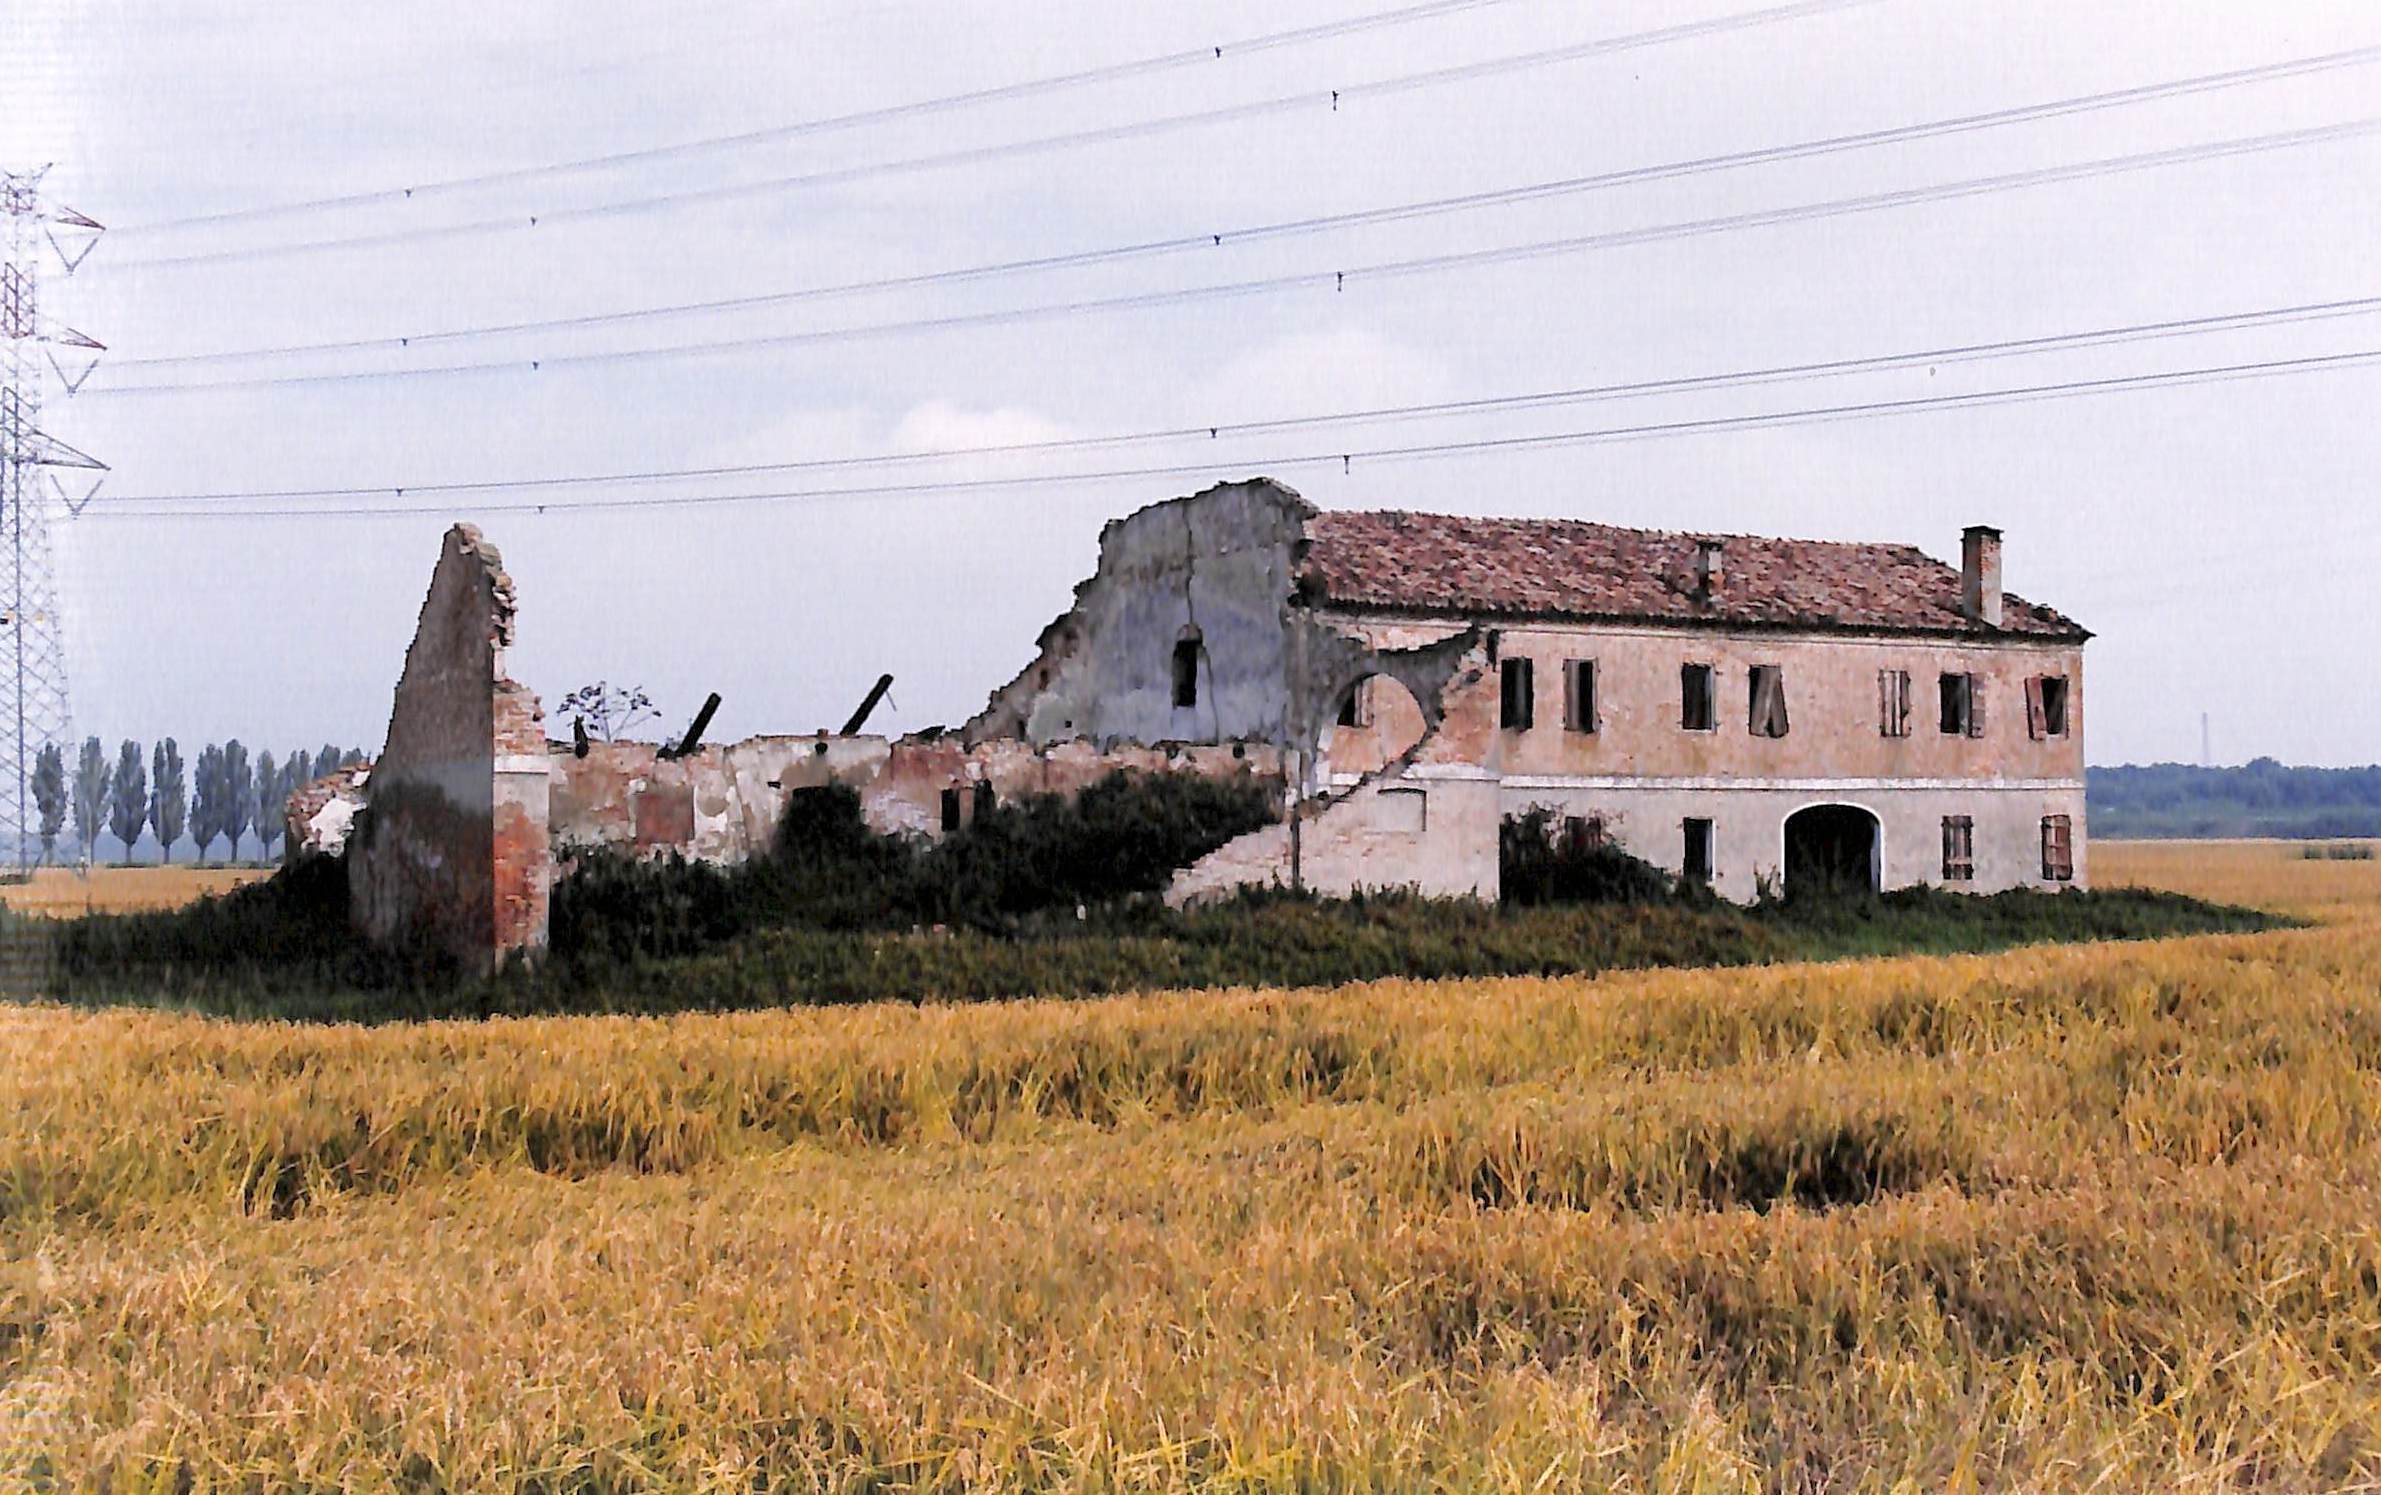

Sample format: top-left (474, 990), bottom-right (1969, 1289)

top-left (1782, 803), bottom-right (1881, 900)
top-left (1320, 672), bottom-right (1426, 780)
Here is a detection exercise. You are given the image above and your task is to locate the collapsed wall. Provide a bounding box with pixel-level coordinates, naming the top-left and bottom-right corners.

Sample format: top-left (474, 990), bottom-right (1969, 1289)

top-left (346, 526), bottom-right (551, 971)
top-left (1165, 628), bottom-right (1500, 905)
top-left (549, 734), bottom-right (1285, 863)
top-left (347, 483), bottom-right (1498, 968)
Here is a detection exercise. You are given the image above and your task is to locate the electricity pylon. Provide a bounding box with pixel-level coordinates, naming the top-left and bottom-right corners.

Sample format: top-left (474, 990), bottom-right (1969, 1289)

top-left (1, 165), bottom-right (104, 872)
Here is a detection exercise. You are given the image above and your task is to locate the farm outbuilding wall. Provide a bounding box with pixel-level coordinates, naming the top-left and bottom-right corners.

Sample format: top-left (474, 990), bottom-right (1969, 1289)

top-left (346, 525), bottom-right (551, 972)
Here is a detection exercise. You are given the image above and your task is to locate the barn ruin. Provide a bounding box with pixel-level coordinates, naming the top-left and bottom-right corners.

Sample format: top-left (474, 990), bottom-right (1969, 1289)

top-left (327, 478), bottom-right (2089, 969)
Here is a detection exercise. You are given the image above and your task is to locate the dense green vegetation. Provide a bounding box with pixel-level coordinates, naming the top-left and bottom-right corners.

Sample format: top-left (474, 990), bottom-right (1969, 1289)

top-left (30, 768), bottom-right (2279, 1023)
top-left (2090, 759), bottom-right (2381, 839)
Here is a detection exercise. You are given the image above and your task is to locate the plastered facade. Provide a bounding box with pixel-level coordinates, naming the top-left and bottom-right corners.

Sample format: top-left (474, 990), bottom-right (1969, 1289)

top-left (1312, 612), bottom-right (2088, 902)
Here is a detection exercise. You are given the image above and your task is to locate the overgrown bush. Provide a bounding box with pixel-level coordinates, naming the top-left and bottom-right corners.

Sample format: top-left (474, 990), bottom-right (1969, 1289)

top-left (46, 851), bottom-right (457, 998)
top-left (546, 769), bottom-right (1280, 966)
top-left (1499, 808), bottom-right (1677, 906)
top-left (908, 770), bottom-right (1280, 926)
top-left (34, 770), bottom-right (2286, 1023)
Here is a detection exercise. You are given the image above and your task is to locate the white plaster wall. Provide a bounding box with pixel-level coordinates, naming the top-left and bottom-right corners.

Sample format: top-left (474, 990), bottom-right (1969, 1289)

top-left (1168, 771), bottom-right (1499, 905)
top-left (1498, 779), bottom-right (2089, 900)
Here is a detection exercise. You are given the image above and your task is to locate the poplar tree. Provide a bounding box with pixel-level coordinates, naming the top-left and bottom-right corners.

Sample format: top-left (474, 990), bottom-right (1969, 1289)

top-left (151, 738), bottom-right (187, 862)
top-left (108, 740), bottom-right (148, 860)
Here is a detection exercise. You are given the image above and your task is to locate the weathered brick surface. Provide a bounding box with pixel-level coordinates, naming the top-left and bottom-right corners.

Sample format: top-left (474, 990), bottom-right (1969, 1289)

top-left (349, 526), bottom-right (549, 970)
top-left (550, 733), bottom-right (1286, 859)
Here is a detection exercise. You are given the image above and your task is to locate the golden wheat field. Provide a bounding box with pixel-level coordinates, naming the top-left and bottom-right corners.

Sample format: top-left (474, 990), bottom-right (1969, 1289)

top-left (4, 841), bottom-right (2380, 1492)
top-left (0, 865), bottom-right (274, 919)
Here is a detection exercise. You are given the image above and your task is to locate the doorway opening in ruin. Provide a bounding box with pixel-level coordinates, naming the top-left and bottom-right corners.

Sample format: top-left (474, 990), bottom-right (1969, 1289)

top-left (1321, 672), bottom-right (1426, 781)
top-left (1782, 803), bottom-right (1881, 900)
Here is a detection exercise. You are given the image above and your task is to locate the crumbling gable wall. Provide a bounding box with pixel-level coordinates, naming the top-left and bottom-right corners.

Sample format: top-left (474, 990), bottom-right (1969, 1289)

top-left (966, 479), bottom-right (1316, 747)
top-left (348, 525), bottom-right (550, 970)
top-left (956, 477), bottom-right (1509, 904)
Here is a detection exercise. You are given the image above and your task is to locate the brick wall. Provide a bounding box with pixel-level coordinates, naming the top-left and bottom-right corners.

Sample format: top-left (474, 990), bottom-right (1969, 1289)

top-left (349, 525), bottom-right (551, 970)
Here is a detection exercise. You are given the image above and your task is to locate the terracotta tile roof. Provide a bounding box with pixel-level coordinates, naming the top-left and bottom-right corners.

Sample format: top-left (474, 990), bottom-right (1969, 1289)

top-left (1298, 510), bottom-right (2087, 639)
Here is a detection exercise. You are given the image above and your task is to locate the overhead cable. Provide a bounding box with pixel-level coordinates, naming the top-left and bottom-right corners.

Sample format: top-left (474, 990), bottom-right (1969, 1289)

top-left (88, 116), bottom-right (2381, 394)
top-left (98, 0), bottom-right (1874, 269)
top-left (84, 346), bottom-right (2381, 519)
top-left (109, 45), bottom-right (2381, 372)
top-left (96, 293), bottom-right (2381, 504)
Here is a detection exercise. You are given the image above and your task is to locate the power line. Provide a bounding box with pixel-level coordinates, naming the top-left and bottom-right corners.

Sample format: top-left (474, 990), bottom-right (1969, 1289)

top-left (98, 0), bottom-right (1874, 270)
top-left (1, 166), bottom-right (105, 873)
top-left (84, 346), bottom-right (2381, 520)
top-left (110, 46), bottom-right (2381, 373)
top-left (89, 116), bottom-right (2381, 395)
top-left (95, 294), bottom-right (2381, 504)
top-left (116, 0), bottom-right (1516, 234)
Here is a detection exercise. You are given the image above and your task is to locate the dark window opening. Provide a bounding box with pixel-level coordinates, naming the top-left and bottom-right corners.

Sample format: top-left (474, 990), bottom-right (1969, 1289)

top-left (1563, 659), bottom-right (1598, 733)
top-left (1681, 663), bottom-right (1716, 732)
top-left (1683, 817), bottom-right (1714, 883)
top-left (1171, 636), bottom-right (1201, 709)
top-left (2030, 675), bottom-right (2070, 738)
top-left (1879, 669), bottom-right (1912, 737)
top-left (1939, 672), bottom-right (1980, 736)
top-left (1942, 815), bottom-right (1975, 881)
top-left (1500, 657), bottom-right (1535, 730)
top-left (939, 786), bottom-right (962, 833)
top-left (1747, 664), bottom-right (1789, 738)
top-left (1337, 677), bottom-right (1370, 728)
top-left (2042, 814), bottom-right (2074, 881)
top-left (973, 782), bottom-right (996, 820)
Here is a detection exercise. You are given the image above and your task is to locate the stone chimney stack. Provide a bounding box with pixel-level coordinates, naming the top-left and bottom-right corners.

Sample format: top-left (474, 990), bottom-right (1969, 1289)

top-left (1961, 525), bottom-right (2003, 627)
top-left (1695, 538), bottom-right (1724, 600)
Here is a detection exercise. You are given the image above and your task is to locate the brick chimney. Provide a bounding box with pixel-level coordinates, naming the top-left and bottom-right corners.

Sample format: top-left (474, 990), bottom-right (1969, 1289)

top-left (1695, 538), bottom-right (1724, 600)
top-left (1960, 525), bottom-right (2003, 627)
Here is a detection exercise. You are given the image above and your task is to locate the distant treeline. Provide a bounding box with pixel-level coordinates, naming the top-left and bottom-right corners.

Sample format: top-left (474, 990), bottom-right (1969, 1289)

top-left (31, 738), bottom-right (368, 866)
top-left (2088, 760), bottom-right (2381, 840)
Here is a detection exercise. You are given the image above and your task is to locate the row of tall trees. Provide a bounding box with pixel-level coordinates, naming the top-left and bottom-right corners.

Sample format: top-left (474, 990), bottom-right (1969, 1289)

top-left (28, 739), bottom-right (367, 866)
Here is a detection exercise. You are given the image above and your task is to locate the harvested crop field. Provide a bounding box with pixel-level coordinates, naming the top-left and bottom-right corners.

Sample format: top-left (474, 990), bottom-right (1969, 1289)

top-left (4, 840), bottom-right (2379, 1491)
top-left (0, 865), bottom-right (273, 918)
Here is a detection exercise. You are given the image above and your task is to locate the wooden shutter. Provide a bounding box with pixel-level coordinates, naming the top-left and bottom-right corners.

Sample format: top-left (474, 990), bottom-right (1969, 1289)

top-left (2041, 815), bottom-right (2074, 880)
top-left (2024, 676), bottom-right (2047, 740)
top-left (1564, 659), bottom-right (1596, 732)
top-left (1967, 675), bottom-right (1988, 738)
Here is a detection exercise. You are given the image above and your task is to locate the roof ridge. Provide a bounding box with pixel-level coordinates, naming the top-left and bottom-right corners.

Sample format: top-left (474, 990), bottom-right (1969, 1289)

top-left (1311, 506), bottom-right (1943, 557)
top-left (1297, 504), bottom-right (2087, 639)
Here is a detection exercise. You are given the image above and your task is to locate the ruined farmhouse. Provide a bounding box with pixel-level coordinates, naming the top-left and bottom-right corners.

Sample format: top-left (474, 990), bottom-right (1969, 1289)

top-left (329, 478), bottom-right (2087, 968)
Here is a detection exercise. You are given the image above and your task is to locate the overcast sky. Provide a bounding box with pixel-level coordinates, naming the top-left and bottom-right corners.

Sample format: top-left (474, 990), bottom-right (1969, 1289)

top-left (8, 0), bottom-right (2378, 767)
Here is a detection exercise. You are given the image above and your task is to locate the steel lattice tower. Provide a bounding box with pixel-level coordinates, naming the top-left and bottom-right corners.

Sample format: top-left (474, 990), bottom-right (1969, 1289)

top-left (1, 166), bottom-right (104, 872)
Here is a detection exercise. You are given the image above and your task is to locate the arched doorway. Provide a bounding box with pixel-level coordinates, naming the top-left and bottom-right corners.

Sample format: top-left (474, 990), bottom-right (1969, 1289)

top-left (1783, 804), bottom-right (1881, 899)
